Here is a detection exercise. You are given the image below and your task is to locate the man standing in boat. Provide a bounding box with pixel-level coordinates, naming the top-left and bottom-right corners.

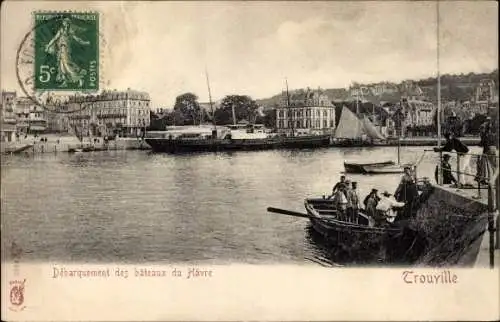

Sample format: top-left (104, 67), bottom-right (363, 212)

top-left (331, 175), bottom-right (348, 196)
top-left (364, 189), bottom-right (380, 225)
top-left (394, 166), bottom-right (419, 220)
top-left (346, 181), bottom-right (360, 220)
top-left (433, 132), bottom-right (472, 187)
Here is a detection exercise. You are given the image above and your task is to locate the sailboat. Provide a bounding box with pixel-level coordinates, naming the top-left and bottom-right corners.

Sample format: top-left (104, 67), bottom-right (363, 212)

top-left (333, 106), bottom-right (406, 173)
top-left (332, 106), bottom-right (386, 147)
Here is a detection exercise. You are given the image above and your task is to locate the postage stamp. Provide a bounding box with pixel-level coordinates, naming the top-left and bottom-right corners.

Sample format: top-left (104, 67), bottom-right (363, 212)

top-left (34, 12), bottom-right (99, 91)
top-left (16, 11), bottom-right (106, 113)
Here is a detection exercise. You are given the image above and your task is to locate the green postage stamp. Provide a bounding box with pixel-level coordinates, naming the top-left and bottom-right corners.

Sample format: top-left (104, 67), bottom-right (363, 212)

top-left (34, 12), bottom-right (99, 91)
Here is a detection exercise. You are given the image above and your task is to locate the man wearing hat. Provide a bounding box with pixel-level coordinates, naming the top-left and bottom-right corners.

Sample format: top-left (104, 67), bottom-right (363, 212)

top-left (434, 131), bottom-right (472, 187)
top-left (435, 154), bottom-right (457, 185)
top-left (329, 175), bottom-right (348, 199)
top-left (476, 117), bottom-right (497, 185)
top-left (376, 191), bottom-right (406, 224)
top-left (346, 181), bottom-right (360, 220)
top-left (363, 188), bottom-right (380, 224)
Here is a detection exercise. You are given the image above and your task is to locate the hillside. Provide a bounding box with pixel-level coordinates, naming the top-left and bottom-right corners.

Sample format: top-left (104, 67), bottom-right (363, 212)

top-left (256, 69), bottom-right (498, 108)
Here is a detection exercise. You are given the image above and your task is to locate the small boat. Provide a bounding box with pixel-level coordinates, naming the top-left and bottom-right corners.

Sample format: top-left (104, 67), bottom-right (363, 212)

top-left (344, 161), bottom-right (398, 174)
top-left (0, 142), bottom-right (33, 154)
top-left (303, 198), bottom-right (406, 261)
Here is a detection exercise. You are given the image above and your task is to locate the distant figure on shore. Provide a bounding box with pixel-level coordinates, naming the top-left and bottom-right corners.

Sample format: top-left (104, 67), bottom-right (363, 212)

top-left (376, 191), bottom-right (405, 224)
top-left (476, 117), bottom-right (497, 185)
top-left (434, 132), bottom-right (472, 187)
top-left (435, 154), bottom-right (457, 185)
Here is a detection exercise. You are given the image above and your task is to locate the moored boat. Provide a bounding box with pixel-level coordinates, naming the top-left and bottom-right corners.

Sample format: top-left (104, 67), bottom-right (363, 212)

top-left (331, 105), bottom-right (387, 147)
top-left (145, 125), bottom-right (331, 153)
top-left (343, 161), bottom-right (397, 174)
top-left (0, 142), bottom-right (33, 155)
top-left (303, 198), bottom-right (407, 262)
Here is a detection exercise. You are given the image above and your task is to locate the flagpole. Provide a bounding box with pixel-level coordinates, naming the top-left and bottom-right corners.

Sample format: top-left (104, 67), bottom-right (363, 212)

top-left (437, 1), bottom-right (443, 185)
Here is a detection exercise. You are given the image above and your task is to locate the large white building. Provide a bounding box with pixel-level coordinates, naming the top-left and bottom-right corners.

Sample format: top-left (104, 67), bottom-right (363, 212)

top-left (276, 88), bottom-right (335, 135)
top-left (67, 89), bottom-right (151, 137)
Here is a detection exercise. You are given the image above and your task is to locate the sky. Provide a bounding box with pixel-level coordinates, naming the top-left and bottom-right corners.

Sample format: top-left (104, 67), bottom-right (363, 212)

top-left (1, 1), bottom-right (498, 108)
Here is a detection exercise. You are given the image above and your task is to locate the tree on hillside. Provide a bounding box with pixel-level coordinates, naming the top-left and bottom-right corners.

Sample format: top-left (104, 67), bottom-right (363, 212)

top-left (173, 93), bottom-right (202, 125)
top-left (255, 109), bottom-right (277, 129)
top-left (215, 95), bottom-right (259, 125)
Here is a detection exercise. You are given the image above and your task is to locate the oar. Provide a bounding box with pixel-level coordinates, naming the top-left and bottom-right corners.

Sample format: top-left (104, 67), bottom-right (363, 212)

top-left (267, 207), bottom-right (310, 218)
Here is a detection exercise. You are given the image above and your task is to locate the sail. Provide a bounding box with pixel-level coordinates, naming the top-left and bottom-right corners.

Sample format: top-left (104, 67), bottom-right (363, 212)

top-left (334, 106), bottom-right (365, 139)
top-left (362, 116), bottom-right (386, 140)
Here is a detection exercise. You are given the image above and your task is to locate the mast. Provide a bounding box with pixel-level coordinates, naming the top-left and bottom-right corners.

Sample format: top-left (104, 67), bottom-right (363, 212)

top-left (286, 78), bottom-right (294, 137)
top-left (231, 103), bottom-right (237, 126)
top-left (205, 68), bottom-right (217, 131)
top-left (436, 1), bottom-right (442, 185)
top-left (356, 90), bottom-right (360, 116)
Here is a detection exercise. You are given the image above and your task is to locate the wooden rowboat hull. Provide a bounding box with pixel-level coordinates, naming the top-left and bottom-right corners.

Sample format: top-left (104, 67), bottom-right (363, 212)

top-left (304, 198), bottom-right (410, 263)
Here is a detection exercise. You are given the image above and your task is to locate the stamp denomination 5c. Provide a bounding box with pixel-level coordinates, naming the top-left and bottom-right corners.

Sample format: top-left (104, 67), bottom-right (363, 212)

top-left (34, 12), bottom-right (99, 91)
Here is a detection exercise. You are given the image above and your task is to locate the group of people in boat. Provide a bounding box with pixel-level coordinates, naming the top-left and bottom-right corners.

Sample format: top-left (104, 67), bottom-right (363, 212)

top-left (328, 168), bottom-right (419, 226)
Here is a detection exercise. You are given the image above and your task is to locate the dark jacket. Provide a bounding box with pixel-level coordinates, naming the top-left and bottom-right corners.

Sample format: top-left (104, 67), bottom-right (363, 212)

top-left (435, 161), bottom-right (456, 184)
top-left (363, 193), bottom-right (380, 208)
top-left (479, 124), bottom-right (496, 153)
top-left (332, 182), bottom-right (347, 193)
top-left (434, 137), bottom-right (469, 154)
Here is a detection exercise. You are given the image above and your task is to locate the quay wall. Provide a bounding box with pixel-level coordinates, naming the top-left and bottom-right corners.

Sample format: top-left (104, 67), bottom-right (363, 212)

top-left (14, 136), bottom-right (150, 154)
top-left (413, 184), bottom-right (490, 267)
top-left (385, 136), bottom-right (481, 147)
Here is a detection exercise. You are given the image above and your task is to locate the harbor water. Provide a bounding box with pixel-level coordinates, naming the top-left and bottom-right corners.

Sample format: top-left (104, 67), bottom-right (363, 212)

top-left (0, 146), bottom-right (484, 265)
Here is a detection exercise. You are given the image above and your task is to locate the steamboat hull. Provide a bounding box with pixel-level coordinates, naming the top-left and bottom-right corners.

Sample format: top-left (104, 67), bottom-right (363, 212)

top-left (146, 135), bottom-right (331, 153)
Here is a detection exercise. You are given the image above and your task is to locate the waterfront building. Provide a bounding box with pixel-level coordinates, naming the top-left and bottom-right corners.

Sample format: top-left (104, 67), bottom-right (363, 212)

top-left (66, 89), bottom-right (151, 137)
top-left (400, 98), bottom-right (435, 136)
top-left (383, 105), bottom-right (405, 137)
top-left (15, 97), bottom-right (30, 134)
top-left (473, 79), bottom-right (497, 115)
top-left (15, 97), bottom-right (48, 134)
top-left (275, 88), bottom-right (335, 135)
top-left (0, 91), bottom-right (17, 142)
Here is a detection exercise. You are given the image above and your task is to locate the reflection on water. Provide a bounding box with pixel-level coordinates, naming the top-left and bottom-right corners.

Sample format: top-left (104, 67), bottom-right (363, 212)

top-left (1, 146), bottom-right (482, 264)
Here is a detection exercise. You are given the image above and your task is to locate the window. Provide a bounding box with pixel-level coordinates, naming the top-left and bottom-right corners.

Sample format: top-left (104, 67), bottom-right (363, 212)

top-left (323, 120), bottom-right (327, 128)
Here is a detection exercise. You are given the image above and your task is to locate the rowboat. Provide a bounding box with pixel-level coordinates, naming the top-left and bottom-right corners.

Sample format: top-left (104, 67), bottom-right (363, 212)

top-left (343, 161), bottom-right (400, 174)
top-left (303, 198), bottom-right (407, 262)
top-left (0, 142), bottom-right (33, 155)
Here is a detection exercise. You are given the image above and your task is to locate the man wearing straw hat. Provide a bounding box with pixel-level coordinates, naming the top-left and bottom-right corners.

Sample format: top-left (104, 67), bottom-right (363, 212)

top-left (375, 191), bottom-right (405, 225)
